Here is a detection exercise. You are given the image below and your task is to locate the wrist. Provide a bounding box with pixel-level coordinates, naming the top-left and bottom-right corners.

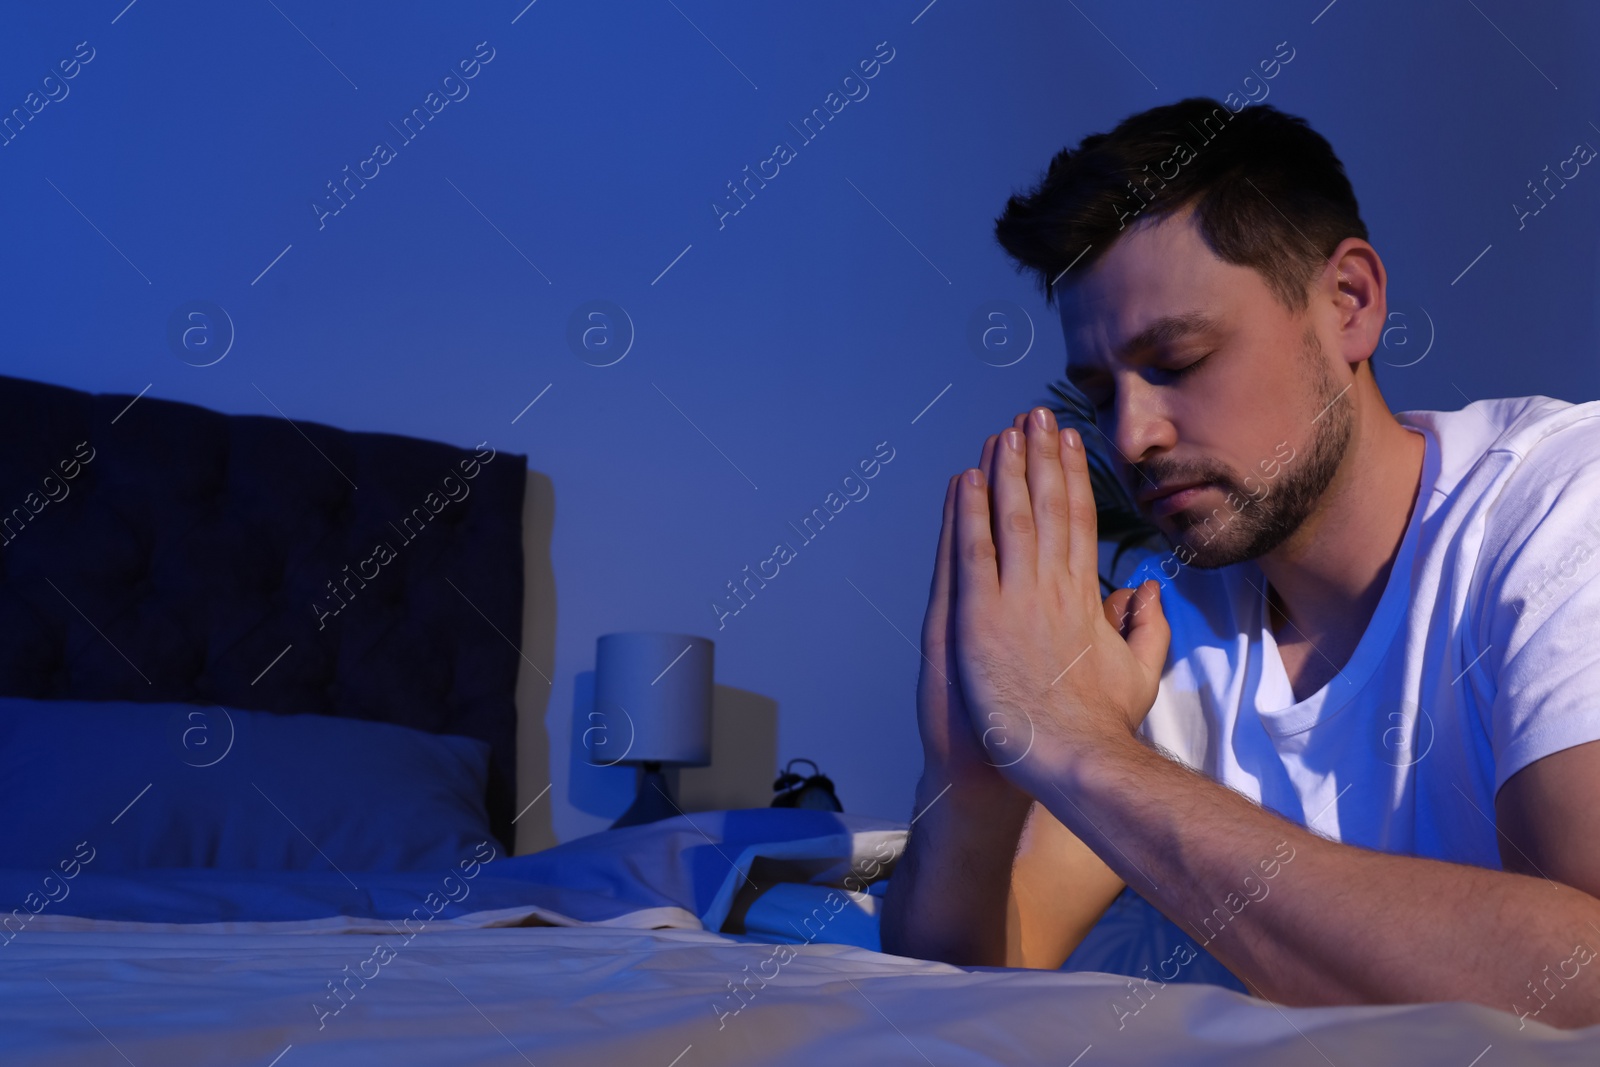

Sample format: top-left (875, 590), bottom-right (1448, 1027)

top-left (1046, 727), bottom-right (1150, 805)
top-left (1011, 720), bottom-right (1147, 806)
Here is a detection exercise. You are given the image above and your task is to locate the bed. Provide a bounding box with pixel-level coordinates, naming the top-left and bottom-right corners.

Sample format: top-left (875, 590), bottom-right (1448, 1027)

top-left (0, 374), bottom-right (1591, 1065)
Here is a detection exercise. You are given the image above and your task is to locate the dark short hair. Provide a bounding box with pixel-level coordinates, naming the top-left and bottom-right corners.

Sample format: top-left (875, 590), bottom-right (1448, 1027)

top-left (993, 97), bottom-right (1368, 315)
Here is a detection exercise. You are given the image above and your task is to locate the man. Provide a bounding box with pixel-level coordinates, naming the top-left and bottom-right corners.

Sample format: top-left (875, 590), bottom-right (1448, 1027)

top-left (879, 96), bottom-right (1600, 1031)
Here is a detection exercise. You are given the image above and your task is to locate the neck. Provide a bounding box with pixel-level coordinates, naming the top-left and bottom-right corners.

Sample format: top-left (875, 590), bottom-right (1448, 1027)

top-left (1259, 378), bottom-right (1426, 649)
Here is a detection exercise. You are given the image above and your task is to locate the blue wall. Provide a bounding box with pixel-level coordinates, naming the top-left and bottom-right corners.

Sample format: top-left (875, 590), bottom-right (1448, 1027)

top-left (5, 0), bottom-right (1598, 843)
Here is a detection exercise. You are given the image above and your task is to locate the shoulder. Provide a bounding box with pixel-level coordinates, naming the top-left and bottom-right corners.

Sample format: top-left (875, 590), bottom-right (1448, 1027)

top-left (1398, 396), bottom-right (1600, 581)
top-left (1442, 399), bottom-right (1600, 745)
top-left (1403, 394), bottom-right (1600, 504)
top-left (1458, 398), bottom-right (1600, 565)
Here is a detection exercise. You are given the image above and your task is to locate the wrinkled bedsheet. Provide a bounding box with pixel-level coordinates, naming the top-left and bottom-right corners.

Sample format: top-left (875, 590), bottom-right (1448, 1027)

top-left (3, 809), bottom-right (1597, 1063)
top-left (6, 925), bottom-right (1598, 1065)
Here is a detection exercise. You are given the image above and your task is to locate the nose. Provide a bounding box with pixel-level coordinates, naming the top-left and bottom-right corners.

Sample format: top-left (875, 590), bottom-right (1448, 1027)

top-left (1108, 374), bottom-right (1177, 479)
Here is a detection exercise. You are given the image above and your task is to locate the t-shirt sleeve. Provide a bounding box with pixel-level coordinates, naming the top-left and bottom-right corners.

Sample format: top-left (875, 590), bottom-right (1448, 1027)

top-left (1473, 431), bottom-right (1600, 796)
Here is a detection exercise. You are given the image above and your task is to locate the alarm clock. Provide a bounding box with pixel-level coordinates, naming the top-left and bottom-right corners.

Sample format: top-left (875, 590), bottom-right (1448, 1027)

top-left (770, 758), bottom-right (843, 811)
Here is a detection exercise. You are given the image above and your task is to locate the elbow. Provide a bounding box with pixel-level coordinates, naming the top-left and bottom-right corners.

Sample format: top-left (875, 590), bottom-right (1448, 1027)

top-left (877, 874), bottom-right (924, 960)
top-left (877, 874), bottom-right (997, 967)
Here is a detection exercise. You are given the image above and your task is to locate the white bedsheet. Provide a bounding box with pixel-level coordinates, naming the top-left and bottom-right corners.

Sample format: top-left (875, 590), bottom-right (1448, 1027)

top-left (5, 923), bottom-right (1596, 1065)
top-left (5, 813), bottom-right (1598, 1062)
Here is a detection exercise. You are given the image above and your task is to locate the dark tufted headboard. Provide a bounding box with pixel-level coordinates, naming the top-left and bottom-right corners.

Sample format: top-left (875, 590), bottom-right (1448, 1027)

top-left (0, 375), bottom-right (526, 853)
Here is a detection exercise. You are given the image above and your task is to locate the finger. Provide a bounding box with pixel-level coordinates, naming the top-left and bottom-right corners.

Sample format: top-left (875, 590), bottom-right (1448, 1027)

top-left (1058, 425), bottom-right (1100, 580)
top-left (980, 433), bottom-right (999, 478)
top-left (991, 427), bottom-right (1037, 586)
top-left (1011, 411), bottom-right (1029, 430)
top-left (1122, 579), bottom-right (1171, 674)
top-left (1024, 407), bottom-right (1072, 575)
top-left (980, 433), bottom-right (1001, 545)
top-left (954, 467), bottom-right (1000, 613)
top-left (922, 474), bottom-right (959, 652)
top-left (1102, 586), bottom-right (1134, 633)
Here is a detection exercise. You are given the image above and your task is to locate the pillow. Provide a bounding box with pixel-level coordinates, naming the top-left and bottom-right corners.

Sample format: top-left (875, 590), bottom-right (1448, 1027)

top-left (732, 880), bottom-right (889, 951)
top-left (0, 697), bottom-right (497, 873)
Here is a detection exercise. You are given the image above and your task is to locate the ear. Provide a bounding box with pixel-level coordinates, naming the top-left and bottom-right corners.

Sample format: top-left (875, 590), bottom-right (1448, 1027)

top-left (1324, 237), bottom-right (1386, 373)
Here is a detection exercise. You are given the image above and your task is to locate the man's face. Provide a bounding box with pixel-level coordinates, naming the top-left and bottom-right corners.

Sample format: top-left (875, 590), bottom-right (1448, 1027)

top-left (1056, 203), bottom-right (1353, 569)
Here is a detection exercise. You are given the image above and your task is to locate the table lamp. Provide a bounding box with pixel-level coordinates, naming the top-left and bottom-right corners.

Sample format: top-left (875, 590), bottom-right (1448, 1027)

top-left (586, 631), bottom-right (713, 829)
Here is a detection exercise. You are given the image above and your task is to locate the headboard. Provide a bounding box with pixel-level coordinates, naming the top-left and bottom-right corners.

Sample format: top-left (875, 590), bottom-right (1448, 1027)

top-left (0, 375), bottom-right (526, 853)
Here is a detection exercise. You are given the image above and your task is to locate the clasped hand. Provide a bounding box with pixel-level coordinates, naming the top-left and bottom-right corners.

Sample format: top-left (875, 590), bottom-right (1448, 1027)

top-left (917, 406), bottom-right (1170, 802)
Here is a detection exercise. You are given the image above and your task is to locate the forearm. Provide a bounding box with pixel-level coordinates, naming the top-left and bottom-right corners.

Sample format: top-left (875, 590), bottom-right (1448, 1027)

top-left (1044, 734), bottom-right (1600, 1027)
top-left (880, 772), bottom-right (1033, 966)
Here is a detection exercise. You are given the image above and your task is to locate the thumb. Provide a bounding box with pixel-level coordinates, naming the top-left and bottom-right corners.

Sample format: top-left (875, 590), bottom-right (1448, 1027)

top-left (1118, 579), bottom-right (1171, 675)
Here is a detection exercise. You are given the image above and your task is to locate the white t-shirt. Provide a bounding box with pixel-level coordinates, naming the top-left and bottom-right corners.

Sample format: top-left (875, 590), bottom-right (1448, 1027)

top-left (1119, 395), bottom-right (1600, 869)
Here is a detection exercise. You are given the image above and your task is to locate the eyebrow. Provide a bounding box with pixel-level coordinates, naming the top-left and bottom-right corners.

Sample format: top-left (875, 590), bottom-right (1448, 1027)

top-left (1065, 310), bottom-right (1221, 386)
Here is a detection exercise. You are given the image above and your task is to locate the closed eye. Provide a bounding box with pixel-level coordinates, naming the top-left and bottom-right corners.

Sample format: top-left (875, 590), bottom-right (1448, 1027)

top-left (1159, 351), bottom-right (1213, 380)
top-left (1084, 351), bottom-right (1212, 413)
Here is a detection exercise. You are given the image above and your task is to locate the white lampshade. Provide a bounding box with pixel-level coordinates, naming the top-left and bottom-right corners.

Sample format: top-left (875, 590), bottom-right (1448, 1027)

top-left (587, 632), bottom-right (713, 767)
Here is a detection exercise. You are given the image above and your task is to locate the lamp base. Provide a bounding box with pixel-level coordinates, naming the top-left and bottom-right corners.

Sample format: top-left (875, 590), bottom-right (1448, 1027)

top-left (610, 762), bottom-right (680, 829)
